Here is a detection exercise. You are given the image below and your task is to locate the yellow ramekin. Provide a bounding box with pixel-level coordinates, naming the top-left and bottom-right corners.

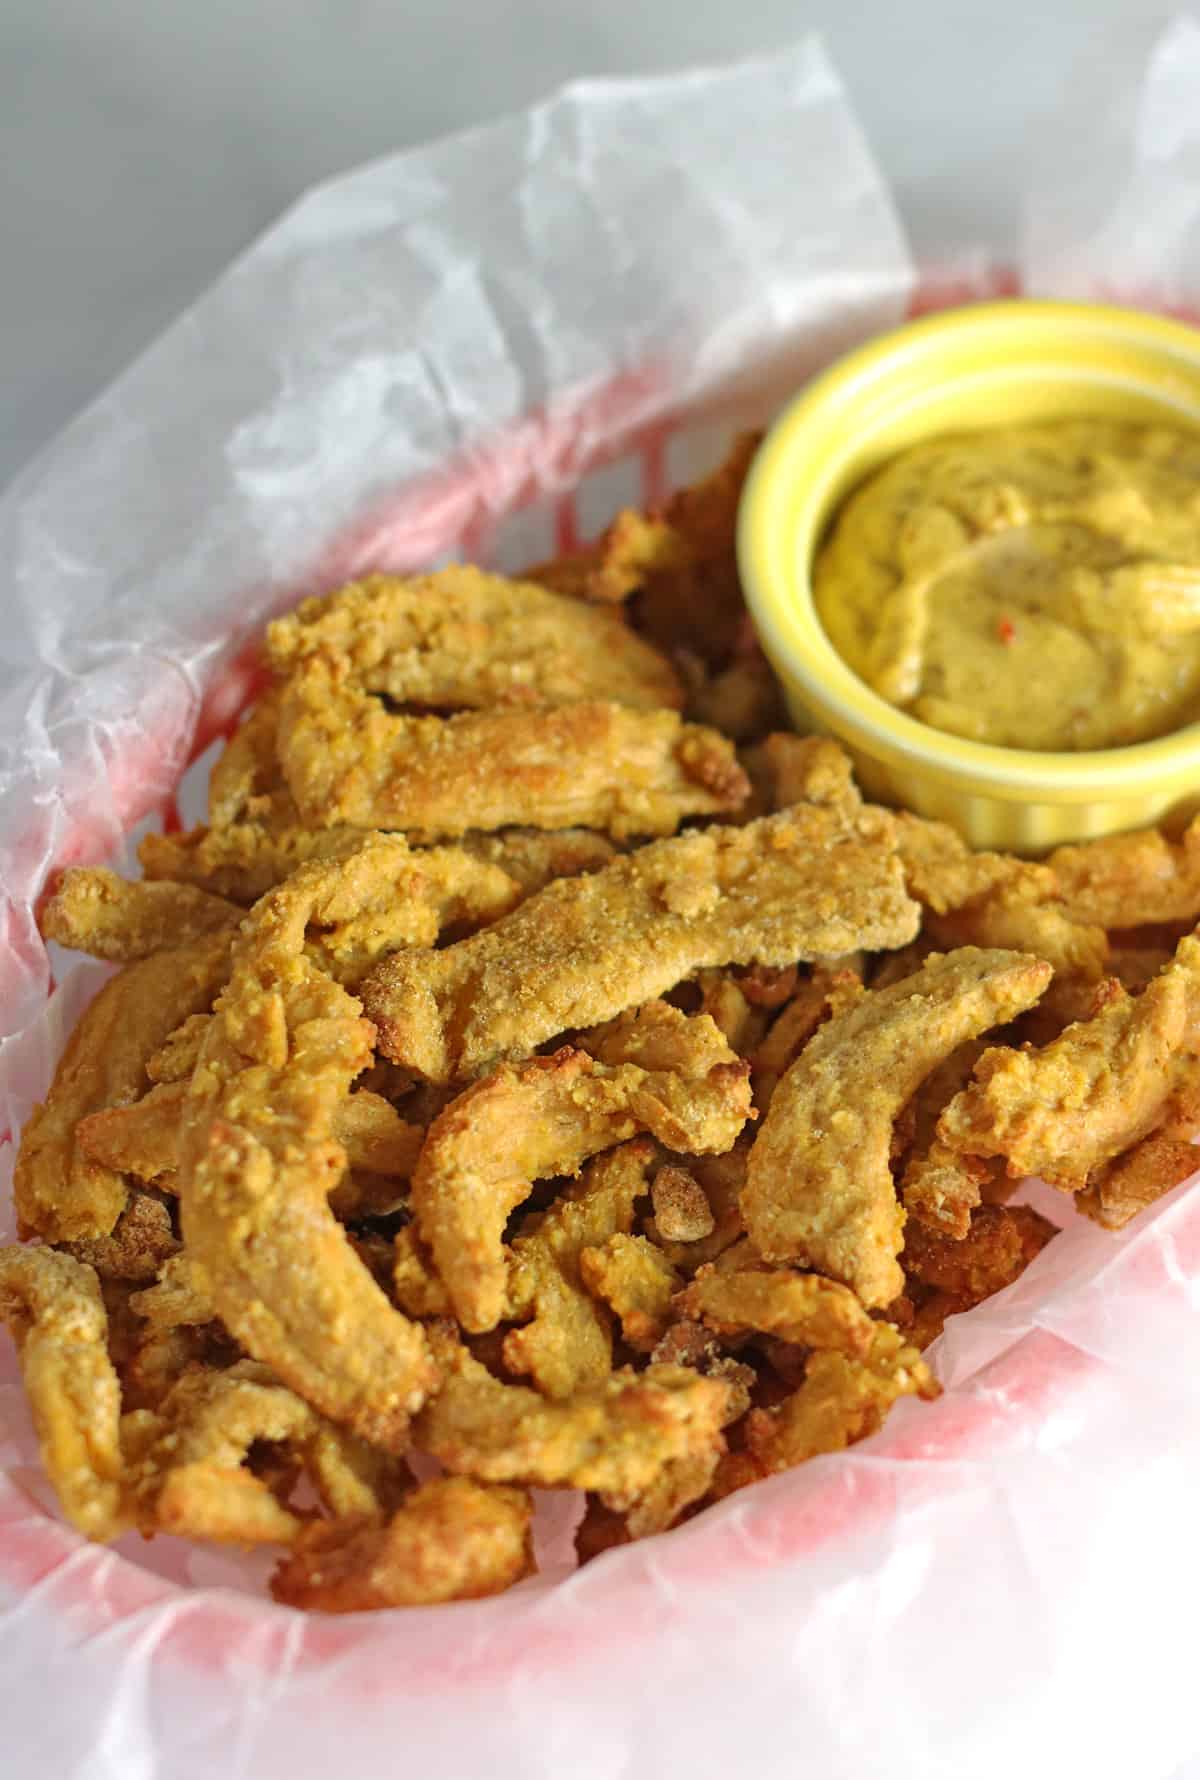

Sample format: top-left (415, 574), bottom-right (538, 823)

top-left (737, 299), bottom-right (1200, 851)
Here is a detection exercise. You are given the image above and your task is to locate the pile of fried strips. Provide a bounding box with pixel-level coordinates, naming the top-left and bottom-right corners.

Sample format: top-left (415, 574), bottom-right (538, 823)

top-left (5, 435), bottom-right (1200, 1613)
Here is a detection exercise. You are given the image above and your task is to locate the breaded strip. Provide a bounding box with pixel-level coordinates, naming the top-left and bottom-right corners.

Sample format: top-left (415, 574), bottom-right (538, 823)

top-left (362, 805), bottom-right (920, 1083)
top-left (65, 1191), bottom-right (178, 1282)
top-left (526, 507), bottom-right (683, 605)
top-left (742, 948), bottom-right (1052, 1308)
top-left (412, 1009), bottom-right (749, 1331)
top-left (125, 1360), bottom-right (407, 1544)
top-left (674, 1265), bottom-right (877, 1358)
top-left (78, 1080), bottom-right (421, 1193)
top-left (939, 933), bottom-right (1200, 1190)
top-left (743, 1324), bottom-right (938, 1475)
top-left (265, 565), bottom-right (682, 711)
top-left (14, 934), bottom-right (234, 1242)
top-left (270, 1478), bottom-right (534, 1611)
top-left (41, 869), bottom-right (239, 960)
top-left (177, 851), bottom-right (436, 1450)
top-left (454, 827), bottom-right (617, 892)
top-left (891, 811), bottom-right (1056, 915)
top-left (139, 820), bottom-right (362, 905)
top-left (1048, 816), bottom-right (1200, 929)
top-left (578, 1235), bottom-right (681, 1354)
top-left (207, 690), bottom-right (286, 826)
top-left (0, 1247), bottom-right (126, 1539)
top-left (276, 658), bottom-right (747, 839)
top-left (902, 1203), bottom-right (1057, 1300)
top-left (413, 1331), bottom-right (730, 1505)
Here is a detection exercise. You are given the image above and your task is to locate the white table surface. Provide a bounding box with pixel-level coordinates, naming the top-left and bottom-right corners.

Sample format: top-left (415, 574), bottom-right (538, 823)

top-left (1, 3), bottom-right (1196, 1775)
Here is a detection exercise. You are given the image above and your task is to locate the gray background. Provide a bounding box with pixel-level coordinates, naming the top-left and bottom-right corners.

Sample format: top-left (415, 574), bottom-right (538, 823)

top-left (1, 3), bottom-right (1196, 1776)
top-left (0, 0), bottom-right (1181, 490)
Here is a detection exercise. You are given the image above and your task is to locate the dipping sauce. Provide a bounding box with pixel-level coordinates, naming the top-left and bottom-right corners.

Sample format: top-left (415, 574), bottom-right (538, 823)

top-left (813, 419), bottom-right (1200, 751)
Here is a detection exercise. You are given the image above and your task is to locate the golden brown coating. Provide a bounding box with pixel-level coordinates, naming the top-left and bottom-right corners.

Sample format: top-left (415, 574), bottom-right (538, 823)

top-left (674, 1264), bottom-right (877, 1359)
top-left (65, 1191), bottom-right (179, 1283)
top-left (891, 811), bottom-right (1056, 916)
top-left (266, 565), bottom-right (682, 711)
top-left (124, 1360), bottom-right (408, 1545)
top-left (1078, 1132), bottom-right (1200, 1229)
top-left (77, 1080), bottom-right (421, 1199)
top-left (453, 827), bottom-right (618, 892)
top-left (270, 1478), bottom-right (534, 1611)
top-left (902, 1204), bottom-right (1058, 1301)
top-left (41, 869), bottom-right (239, 961)
top-left (927, 891), bottom-right (1109, 987)
top-left (759, 733), bottom-right (863, 817)
top-left (526, 507), bottom-right (683, 605)
top-left (1048, 816), bottom-right (1200, 930)
top-left (650, 1163), bottom-right (715, 1242)
top-left (742, 948), bottom-right (1052, 1308)
top-left (939, 932), bottom-right (1200, 1190)
top-left (276, 658), bottom-right (747, 840)
top-left (362, 805), bottom-right (920, 1083)
top-left (897, 1040), bottom-right (995, 1238)
top-left (750, 964), bottom-right (864, 1114)
top-left (139, 820), bottom-right (362, 906)
top-left (14, 935), bottom-right (234, 1243)
top-left (0, 1247), bottom-right (126, 1539)
top-left (503, 1141), bottom-right (658, 1396)
top-left (177, 851), bottom-right (436, 1450)
top-left (207, 690), bottom-right (287, 826)
top-left (578, 1234), bottom-right (681, 1354)
top-left (743, 1324), bottom-right (939, 1476)
top-left (411, 1008), bottom-right (749, 1332)
top-left (413, 1329), bottom-right (731, 1505)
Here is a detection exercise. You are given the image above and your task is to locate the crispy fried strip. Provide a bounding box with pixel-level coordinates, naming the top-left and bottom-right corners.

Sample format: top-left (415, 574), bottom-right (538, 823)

top-left (413, 1008), bottom-right (749, 1331)
top-left (744, 1324), bottom-right (938, 1475)
top-left (146, 1013), bottom-right (213, 1083)
top-left (503, 1141), bottom-right (658, 1397)
top-left (277, 658), bottom-right (747, 840)
top-left (927, 892), bottom-right (1108, 984)
top-left (413, 1330), bottom-right (730, 1504)
top-left (128, 1253), bottom-right (216, 1331)
top-left (1048, 817), bottom-right (1200, 930)
top-left (891, 811), bottom-right (1056, 915)
top-left (125, 1360), bottom-right (407, 1544)
top-left (363, 805), bottom-right (919, 1083)
top-left (0, 1247), bottom-right (126, 1539)
top-left (207, 690), bottom-right (286, 825)
top-left (939, 933), bottom-right (1200, 1189)
top-left (675, 1265), bottom-right (877, 1358)
top-left (1078, 1133), bottom-right (1200, 1229)
top-left (742, 948), bottom-right (1052, 1308)
top-left (900, 1141), bottom-right (996, 1240)
top-left (759, 734), bottom-right (863, 817)
top-left (266, 565), bottom-right (682, 711)
top-left (751, 964), bottom-right (864, 1113)
top-left (270, 1478), bottom-right (534, 1611)
top-left (14, 935), bottom-right (234, 1242)
top-left (578, 1234), bottom-right (681, 1353)
top-left (453, 827), bottom-right (618, 891)
top-left (177, 851), bottom-right (436, 1449)
top-left (139, 821), bottom-right (360, 905)
top-left (41, 869), bottom-right (239, 960)
top-left (77, 1081), bottom-right (421, 1198)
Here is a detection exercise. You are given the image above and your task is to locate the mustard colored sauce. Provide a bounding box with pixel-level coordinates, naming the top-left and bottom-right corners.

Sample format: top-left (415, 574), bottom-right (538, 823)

top-left (813, 419), bottom-right (1200, 751)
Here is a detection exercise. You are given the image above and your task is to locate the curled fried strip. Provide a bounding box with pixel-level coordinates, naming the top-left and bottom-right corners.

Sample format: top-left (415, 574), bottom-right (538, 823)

top-left (751, 964), bottom-right (864, 1113)
top-left (177, 851), bottom-right (436, 1450)
top-left (15, 935), bottom-right (233, 1242)
top-left (41, 869), bottom-right (239, 960)
top-left (266, 565), bottom-right (682, 711)
top-left (413, 1329), bottom-right (730, 1504)
top-left (270, 1478), bottom-right (534, 1612)
top-left (277, 658), bottom-right (747, 840)
top-left (675, 1264), bottom-right (877, 1359)
top-left (503, 1141), bottom-right (658, 1397)
top-left (413, 1010), bottom-right (749, 1331)
top-left (939, 933), bottom-right (1200, 1189)
top-left (891, 811), bottom-right (1056, 916)
top-left (363, 806), bottom-right (919, 1083)
top-left (743, 948), bottom-right (1052, 1308)
top-left (0, 1247), bottom-right (126, 1539)
top-left (527, 507), bottom-right (683, 605)
top-left (744, 1325), bottom-right (939, 1476)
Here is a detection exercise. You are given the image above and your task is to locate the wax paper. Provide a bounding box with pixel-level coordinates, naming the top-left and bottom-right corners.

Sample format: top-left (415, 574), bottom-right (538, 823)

top-left (4, 20), bottom-right (1200, 1780)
